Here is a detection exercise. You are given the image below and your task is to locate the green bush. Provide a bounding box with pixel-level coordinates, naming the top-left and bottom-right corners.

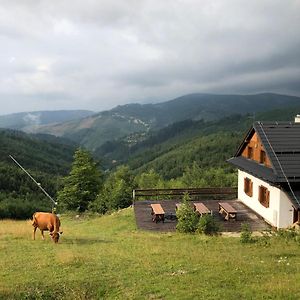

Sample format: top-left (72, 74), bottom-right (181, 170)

top-left (197, 214), bottom-right (220, 235)
top-left (240, 223), bottom-right (253, 243)
top-left (176, 193), bottom-right (199, 233)
top-left (276, 228), bottom-right (300, 244)
top-left (257, 229), bottom-right (271, 247)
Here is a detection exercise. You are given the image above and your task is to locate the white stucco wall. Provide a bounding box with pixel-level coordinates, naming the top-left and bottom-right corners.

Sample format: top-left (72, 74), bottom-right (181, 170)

top-left (238, 170), bottom-right (294, 228)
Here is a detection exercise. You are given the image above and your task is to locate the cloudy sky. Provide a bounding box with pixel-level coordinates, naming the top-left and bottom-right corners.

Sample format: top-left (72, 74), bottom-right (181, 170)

top-left (0, 0), bottom-right (300, 115)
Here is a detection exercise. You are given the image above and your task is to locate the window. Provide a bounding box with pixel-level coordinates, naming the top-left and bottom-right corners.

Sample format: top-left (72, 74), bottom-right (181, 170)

top-left (258, 185), bottom-right (270, 208)
top-left (247, 146), bottom-right (253, 159)
top-left (260, 150), bottom-right (266, 164)
top-left (244, 177), bottom-right (253, 197)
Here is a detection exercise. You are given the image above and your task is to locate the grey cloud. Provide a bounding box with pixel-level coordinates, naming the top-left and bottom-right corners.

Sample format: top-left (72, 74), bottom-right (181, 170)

top-left (0, 0), bottom-right (300, 115)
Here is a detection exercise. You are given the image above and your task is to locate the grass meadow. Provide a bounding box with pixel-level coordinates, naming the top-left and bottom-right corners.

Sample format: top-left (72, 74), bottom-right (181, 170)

top-left (1, 207), bottom-right (300, 299)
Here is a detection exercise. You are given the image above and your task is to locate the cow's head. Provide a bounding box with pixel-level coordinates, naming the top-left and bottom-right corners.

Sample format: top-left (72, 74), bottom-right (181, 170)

top-left (49, 231), bottom-right (63, 243)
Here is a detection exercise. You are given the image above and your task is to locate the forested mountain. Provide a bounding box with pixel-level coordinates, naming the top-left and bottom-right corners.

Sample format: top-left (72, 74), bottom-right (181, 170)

top-left (0, 110), bottom-right (94, 131)
top-left (7, 93), bottom-right (300, 151)
top-left (37, 111), bottom-right (150, 151)
top-left (0, 129), bottom-right (78, 218)
top-left (1, 94), bottom-right (300, 219)
top-left (95, 104), bottom-right (300, 172)
top-left (0, 129), bottom-right (77, 174)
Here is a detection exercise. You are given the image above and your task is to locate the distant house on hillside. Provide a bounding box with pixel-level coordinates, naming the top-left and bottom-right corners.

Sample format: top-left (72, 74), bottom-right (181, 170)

top-left (228, 116), bottom-right (300, 228)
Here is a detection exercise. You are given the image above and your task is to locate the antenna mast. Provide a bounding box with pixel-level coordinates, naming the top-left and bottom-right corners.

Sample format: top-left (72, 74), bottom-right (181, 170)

top-left (9, 155), bottom-right (57, 207)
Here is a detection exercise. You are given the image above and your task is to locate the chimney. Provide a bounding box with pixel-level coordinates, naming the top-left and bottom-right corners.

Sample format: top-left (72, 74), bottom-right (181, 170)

top-left (295, 115), bottom-right (300, 123)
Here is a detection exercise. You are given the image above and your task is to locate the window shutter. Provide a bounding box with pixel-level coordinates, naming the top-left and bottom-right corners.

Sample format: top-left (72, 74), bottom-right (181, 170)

top-left (258, 186), bottom-right (262, 202)
top-left (244, 178), bottom-right (247, 193)
top-left (266, 190), bottom-right (270, 207)
top-left (250, 181), bottom-right (253, 197)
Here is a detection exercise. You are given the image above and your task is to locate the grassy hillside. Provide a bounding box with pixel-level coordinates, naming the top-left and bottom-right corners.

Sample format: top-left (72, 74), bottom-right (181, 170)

top-left (1, 208), bottom-right (300, 299)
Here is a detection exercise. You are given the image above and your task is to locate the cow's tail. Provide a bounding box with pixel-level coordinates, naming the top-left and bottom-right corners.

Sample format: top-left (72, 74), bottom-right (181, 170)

top-left (54, 215), bottom-right (61, 233)
top-left (32, 213), bottom-right (37, 227)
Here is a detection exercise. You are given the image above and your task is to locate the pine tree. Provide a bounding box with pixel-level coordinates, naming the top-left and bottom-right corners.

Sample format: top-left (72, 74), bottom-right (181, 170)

top-left (176, 193), bottom-right (199, 233)
top-left (57, 148), bottom-right (102, 212)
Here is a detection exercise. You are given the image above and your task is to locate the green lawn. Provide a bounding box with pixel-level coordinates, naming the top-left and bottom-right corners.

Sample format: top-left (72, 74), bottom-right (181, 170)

top-left (0, 208), bottom-right (300, 299)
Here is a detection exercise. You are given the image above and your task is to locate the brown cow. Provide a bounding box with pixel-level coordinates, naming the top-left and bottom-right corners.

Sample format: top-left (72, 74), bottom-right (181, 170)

top-left (32, 212), bottom-right (63, 243)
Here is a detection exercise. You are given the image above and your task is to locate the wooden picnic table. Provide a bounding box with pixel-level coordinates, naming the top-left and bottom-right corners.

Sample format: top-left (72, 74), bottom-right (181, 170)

top-left (218, 202), bottom-right (237, 221)
top-left (175, 203), bottom-right (181, 210)
top-left (193, 202), bottom-right (212, 216)
top-left (150, 204), bottom-right (165, 223)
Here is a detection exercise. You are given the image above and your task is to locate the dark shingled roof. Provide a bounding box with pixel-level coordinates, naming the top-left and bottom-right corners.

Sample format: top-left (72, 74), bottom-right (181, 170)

top-left (254, 122), bottom-right (300, 182)
top-left (228, 121), bottom-right (300, 208)
top-left (227, 156), bottom-right (277, 182)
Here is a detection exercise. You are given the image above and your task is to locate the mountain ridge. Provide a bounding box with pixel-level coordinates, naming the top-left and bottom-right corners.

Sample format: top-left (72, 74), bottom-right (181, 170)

top-left (1, 93), bottom-right (300, 150)
top-left (0, 110), bottom-right (95, 131)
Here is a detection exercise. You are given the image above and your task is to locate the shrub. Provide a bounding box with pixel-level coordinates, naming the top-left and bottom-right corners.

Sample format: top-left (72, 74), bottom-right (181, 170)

top-left (240, 223), bottom-right (253, 243)
top-left (176, 193), bottom-right (199, 233)
top-left (276, 228), bottom-right (300, 244)
top-left (257, 229), bottom-right (271, 247)
top-left (197, 214), bottom-right (220, 235)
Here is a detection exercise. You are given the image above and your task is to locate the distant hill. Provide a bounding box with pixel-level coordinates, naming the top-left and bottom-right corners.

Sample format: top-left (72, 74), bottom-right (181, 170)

top-left (0, 110), bottom-right (95, 131)
top-left (34, 111), bottom-right (150, 151)
top-left (2, 93), bottom-right (300, 151)
top-left (95, 104), bottom-right (300, 174)
top-left (107, 93), bottom-right (300, 128)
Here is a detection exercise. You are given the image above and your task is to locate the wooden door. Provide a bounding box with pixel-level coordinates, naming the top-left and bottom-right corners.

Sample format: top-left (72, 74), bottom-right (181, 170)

top-left (293, 208), bottom-right (300, 223)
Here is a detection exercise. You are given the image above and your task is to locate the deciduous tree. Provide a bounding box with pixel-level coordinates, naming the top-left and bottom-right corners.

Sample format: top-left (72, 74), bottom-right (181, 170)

top-left (92, 165), bottom-right (134, 214)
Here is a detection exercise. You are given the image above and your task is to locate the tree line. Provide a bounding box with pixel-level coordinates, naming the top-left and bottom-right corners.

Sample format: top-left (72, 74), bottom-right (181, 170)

top-left (57, 148), bottom-right (237, 215)
top-left (0, 123), bottom-right (239, 218)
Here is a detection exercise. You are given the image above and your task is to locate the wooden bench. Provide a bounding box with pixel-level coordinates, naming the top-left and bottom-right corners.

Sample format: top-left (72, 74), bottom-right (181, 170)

top-left (150, 204), bottom-right (165, 223)
top-left (218, 202), bottom-right (237, 221)
top-left (193, 203), bottom-right (212, 217)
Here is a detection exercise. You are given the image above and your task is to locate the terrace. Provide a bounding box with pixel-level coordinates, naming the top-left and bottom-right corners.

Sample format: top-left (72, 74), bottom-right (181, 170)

top-left (133, 188), bottom-right (270, 232)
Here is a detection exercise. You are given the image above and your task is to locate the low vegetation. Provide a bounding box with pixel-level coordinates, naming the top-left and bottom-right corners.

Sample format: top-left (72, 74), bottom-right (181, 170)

top-left (176, 194), bottom-right (220, 235)
top-left (240, 223), bottom-right (254, 243)
top-left (197, 214), bottom-right (220, 235)
top-left (1, 208), bottom-right (300, 299)
top-left (176, 194), bottom-right (199, 233)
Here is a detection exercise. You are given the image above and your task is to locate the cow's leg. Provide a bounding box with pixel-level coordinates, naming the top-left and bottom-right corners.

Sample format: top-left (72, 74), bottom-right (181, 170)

top-left (40, 229), bottom-right (45, 240)
top-left (33, 227), bottom-right (37, 240)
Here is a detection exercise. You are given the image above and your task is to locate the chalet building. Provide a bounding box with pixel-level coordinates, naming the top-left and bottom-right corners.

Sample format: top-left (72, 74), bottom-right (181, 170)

top-left (228, 116), bottom-right (300, 228)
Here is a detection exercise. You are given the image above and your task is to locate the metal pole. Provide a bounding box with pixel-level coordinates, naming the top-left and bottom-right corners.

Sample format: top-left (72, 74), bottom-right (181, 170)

top-left (9, 155), bottom-right (57, 206)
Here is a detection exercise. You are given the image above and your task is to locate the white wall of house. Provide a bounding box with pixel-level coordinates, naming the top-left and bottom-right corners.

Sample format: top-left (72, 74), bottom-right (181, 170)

top-left (238, 169), bottom-right (294, 228)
